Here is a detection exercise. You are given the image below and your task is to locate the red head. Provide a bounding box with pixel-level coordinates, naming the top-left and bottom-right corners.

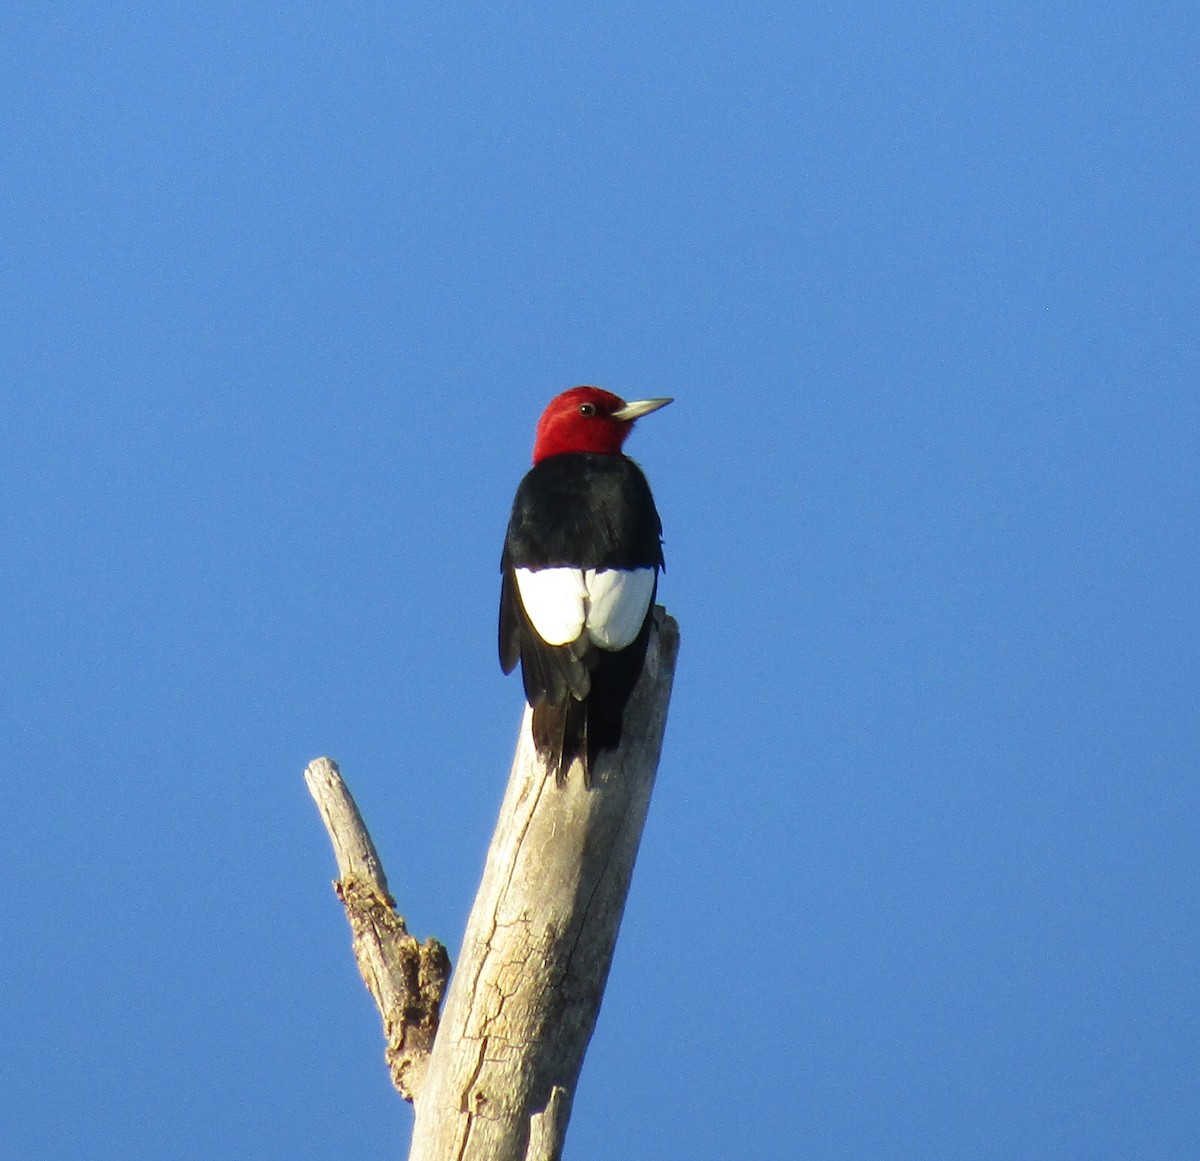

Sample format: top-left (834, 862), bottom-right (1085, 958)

top-left (532, 386), bottom-right (673, 464)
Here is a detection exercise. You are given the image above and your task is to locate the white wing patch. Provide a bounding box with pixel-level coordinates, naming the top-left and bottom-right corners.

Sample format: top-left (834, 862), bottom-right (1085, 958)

top-left (515, 566), bottom-right (655, 650)
top-left (515, 567), bottom-right (587, 646)
top-left (584, 568), bottom-right (656, 649)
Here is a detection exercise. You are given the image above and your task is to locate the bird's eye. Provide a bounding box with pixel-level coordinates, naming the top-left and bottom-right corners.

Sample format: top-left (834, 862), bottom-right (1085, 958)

top-left (579, 403), bottom-right (597, 417)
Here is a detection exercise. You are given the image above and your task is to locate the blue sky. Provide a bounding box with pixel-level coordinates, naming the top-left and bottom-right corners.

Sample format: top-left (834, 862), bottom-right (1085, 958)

top-left (3, 4), bottom-right (1197, 1158)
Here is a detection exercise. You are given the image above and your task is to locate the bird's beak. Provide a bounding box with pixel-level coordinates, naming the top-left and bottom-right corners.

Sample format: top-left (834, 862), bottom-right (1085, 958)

top-left (611, 397), bottom-right (674, 422)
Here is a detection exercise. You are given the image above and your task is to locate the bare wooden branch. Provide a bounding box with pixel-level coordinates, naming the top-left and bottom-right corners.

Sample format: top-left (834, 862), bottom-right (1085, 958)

top-left (304, 608), bottom-right (678, 1157)
top-left (408, 608), bottom-right (679, 1161)
top-left (525, 1086), bottom-right (572, 1161)
top-left (305, 757), bottom-right (450, 1102)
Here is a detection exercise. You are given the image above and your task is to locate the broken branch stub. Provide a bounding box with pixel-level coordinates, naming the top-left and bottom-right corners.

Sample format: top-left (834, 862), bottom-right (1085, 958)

top-left (305, 757), bottom-right (450, 1103)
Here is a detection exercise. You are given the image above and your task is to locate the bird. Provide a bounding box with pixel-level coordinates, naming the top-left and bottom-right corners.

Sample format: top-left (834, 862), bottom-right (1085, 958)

top-left (499, 386), bottom-right (671, 784)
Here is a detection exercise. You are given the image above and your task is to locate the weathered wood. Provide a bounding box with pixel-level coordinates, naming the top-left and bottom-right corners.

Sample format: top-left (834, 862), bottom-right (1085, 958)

top-left (408, 609), bottom-right (679, 1161)
top-left (305, 757), bottom-right (450, 1102)
top-left (525, 1086), bottom-right (572, 1161)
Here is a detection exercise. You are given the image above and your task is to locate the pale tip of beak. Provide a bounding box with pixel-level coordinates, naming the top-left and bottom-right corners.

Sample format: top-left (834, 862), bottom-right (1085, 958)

top-left (611, 397), bottom-right (673, 422)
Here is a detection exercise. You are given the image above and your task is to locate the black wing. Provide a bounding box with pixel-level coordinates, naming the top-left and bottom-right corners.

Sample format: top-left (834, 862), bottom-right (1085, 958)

top-left (498, 453), bottom-right (664, 780)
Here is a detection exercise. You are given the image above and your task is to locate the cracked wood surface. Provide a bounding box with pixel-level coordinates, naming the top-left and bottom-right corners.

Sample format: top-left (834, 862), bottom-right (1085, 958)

top-left (306, 757), bottom-right (451, 1102)
top-left (408, 609), bottom-right (679, 1161)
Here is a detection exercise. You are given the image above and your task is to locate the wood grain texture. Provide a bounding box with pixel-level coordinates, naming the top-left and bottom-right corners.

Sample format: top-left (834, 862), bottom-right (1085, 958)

top-left (305, 757), bottom-right (450, 1102)
top-left (409, 609), bottom-right (679, 1161)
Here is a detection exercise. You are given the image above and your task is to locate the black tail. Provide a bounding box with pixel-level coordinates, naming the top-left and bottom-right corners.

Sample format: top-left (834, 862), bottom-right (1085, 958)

top-left (532, 697), bottom-right (585, 785)
top-left (530, 609), bottom-right (655, 786)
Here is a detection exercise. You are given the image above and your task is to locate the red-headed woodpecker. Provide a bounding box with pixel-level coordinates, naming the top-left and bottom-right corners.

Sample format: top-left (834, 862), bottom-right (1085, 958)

top-left (499, 387), bottom-right (672, 782)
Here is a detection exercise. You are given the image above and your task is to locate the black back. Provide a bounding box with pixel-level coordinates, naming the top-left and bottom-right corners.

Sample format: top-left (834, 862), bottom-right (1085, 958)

top-left (498, 452), bottom-right (664, 780)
